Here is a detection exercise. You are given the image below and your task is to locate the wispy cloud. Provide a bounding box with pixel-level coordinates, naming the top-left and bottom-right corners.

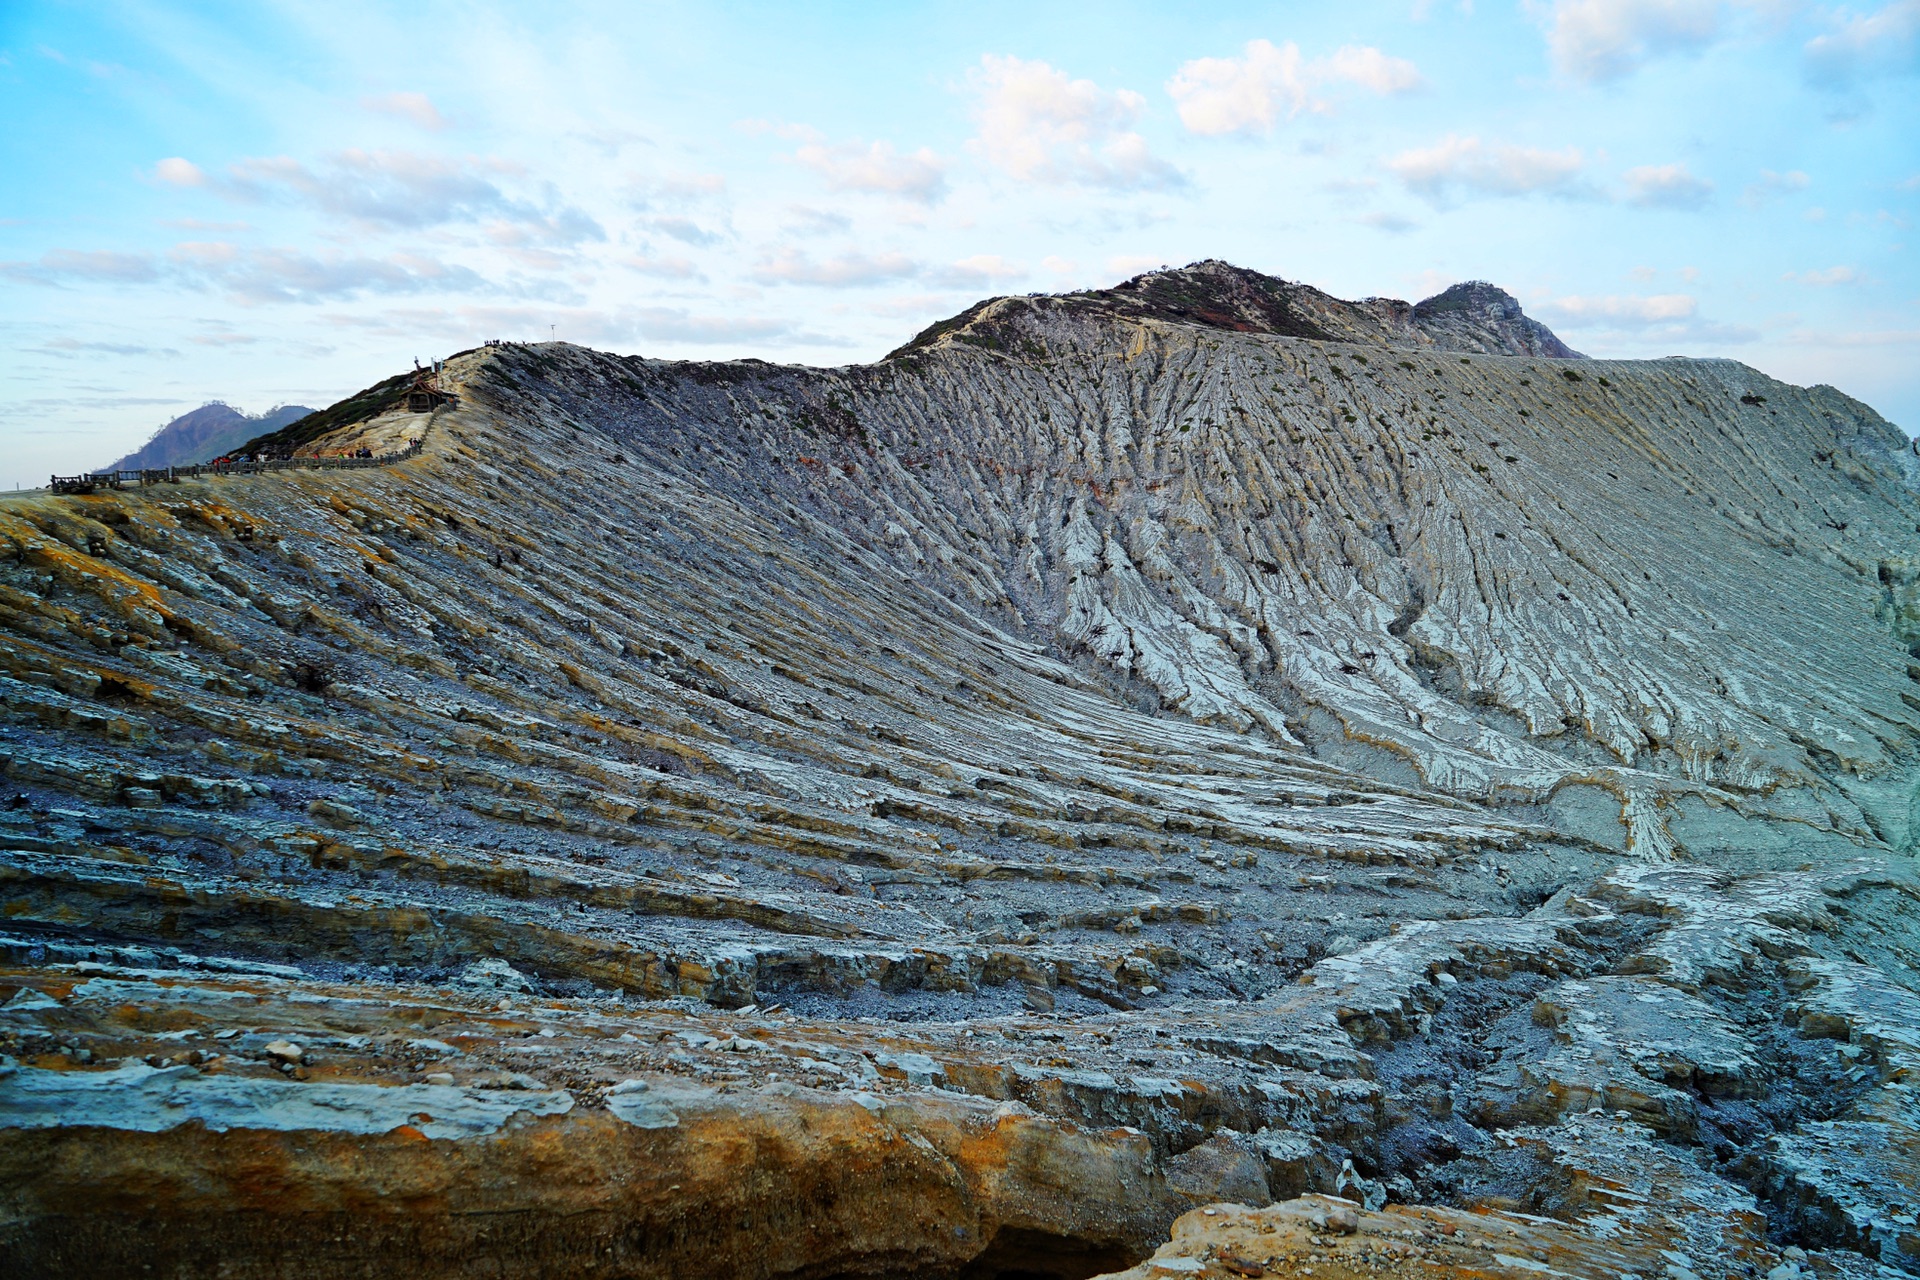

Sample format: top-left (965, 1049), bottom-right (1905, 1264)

top-left (161, 217), bottom-right (251, 232)
top-left (1388, 134), bottom-right (1588, 200)
top-left (640, 215), bottom-right (724, 246)
top-left (1356, 210), bottom-right (1419, 232)
top-left (1167, 39), bottom-right (1423, 137)
top-left (1804, 0), bottom-right (1920, 86)
top-left (1783, 265), bottom-right (1866, 285)
top-left (623, 254), bottom-right (703, 280)
top-left (967, 55), bottom-right (1183, 191)
top-left (625, 307), bottom-right (819, 344)
top-left (166, 150), bottom-right (604, 249)
top-left (175, 244), bottom-right (495, 305)
top-left (1106, 254), bottom-right (1166, 278)
top-left (361, 92), bottom-right (448, 130)
top-left (1742, 168), bottom-right (1810, 207)
top-left (1623, 162), bottom-right (1713, 207)
top-left (1541, 292), bottom-right (1698, 325)
top-left (1538, 290), bottom-right (1759, 343)
top-left (627, 172), bottom-right (728, 208)
top-left (794, 136), bottom-right (948, 203)
top-left (931, 255), bottom-right (1027, 287)
top-left (1, 249), bottom-right (160, 284)
top-left (323, 303), bottom-right (836, 348)
top-left (750, 248), bottom-right (920, 287)
top-left (2, 239), bottom-right (504, 305)
top-left (37, 338), bottom-right (181, 357)
top-left (153, 157), bottom-right (206, 187)
top-left (1785, 326), bottom-right (1920, 347)
top-left (783, 206), bottom-right (853, 235)
top-left (1534, 0), bottom-right (1731, 83)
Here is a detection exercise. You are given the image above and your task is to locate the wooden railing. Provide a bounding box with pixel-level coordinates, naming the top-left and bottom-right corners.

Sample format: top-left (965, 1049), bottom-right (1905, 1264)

top-left (49, 427), bottom-right (430, 496)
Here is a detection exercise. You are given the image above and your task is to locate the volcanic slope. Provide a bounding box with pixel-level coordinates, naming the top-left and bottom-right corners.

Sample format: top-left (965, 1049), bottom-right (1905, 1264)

top-left (2, 262), bottom-right (1919, 1280)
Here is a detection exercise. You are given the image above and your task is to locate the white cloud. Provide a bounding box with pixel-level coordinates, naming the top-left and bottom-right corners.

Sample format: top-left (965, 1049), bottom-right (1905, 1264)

top-left (485, 208), bottom-right (606, 249)
top-left (783, 206), bottom-right (853, 236)
top-left (183, 245), bottom-right (493, 305)
top-left (1357, 210), bottom-right (1419, 232)
top-left (627, 172), bottom-right (728, 208)
top-left (750, 248), bottom-right (920, 287)
top-left (1167, 39), bottom-right (1422, 137)
top-left (38, 338), bottom-right (179, 357)
top-left (358, 304), bottom-right (838, 349)
top-left (153, 157), bottom-right (206, 187)
top-left (1106, 254), bottom-right (1165, 278)
top-left (1742, 168), bottom-right (1810, 206)
top-left (1787, 326), bottom-right (1920, 346)
top-left (1168, 40), bottom-right (1315, 134)
top-left (967, 55), bottom-right (1183, 190)
top-left (794, 138), bottom-right (948, 203)
top-left (622, 255), bottom-right (702, 280)
top-left (1388, 134), bottom-right (1588, 200)
top-left (218, 150), bottom-right (603, 247)
top-left (0, 240), bottom-right (503, 304)
top-left (1326, 45), bottom-right (1426, 94)
top-left (362, 92), bottom-right (447, 130)
top-left (227, 152), bottom-right (450, 223)
top-left (1784, 265), bottom-right (1866, 285)
top-left (660, 172), bottom-right (726, 197)
top-left (1805, 0), bottom-right (1920, 86)
top-left (932, 255), bottom-right (1027, 287)
top-left (1, 249), bottom-right (160, 284)
top-left (643, 215), bottom-right (724, 246)
top-left (625, 308), bottom-right (815, 345)
top-left (1543, 292), bottom-right (1698, 325)
top-left (1536, 0), bottom-right (1728, 82)
top-left (1538, 292), bottom-right (1759, 344)
top-left (866, 292), bottom-right (964, 318)
top-left (1623, 162), bottom-right (1713, 207)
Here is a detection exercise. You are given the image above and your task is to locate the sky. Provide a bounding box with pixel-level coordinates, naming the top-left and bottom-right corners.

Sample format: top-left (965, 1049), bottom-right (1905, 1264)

top-left (2, 1), bottom-right (1917, 482)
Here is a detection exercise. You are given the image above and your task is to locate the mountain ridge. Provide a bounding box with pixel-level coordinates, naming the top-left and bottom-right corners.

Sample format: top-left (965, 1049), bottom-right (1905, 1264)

top-left (106, 400), bottom-right (316, 471)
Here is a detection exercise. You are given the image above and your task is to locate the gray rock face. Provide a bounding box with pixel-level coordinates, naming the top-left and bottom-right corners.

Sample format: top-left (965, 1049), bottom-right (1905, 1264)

top-left (0, 264), bottom-right (1917, 1278)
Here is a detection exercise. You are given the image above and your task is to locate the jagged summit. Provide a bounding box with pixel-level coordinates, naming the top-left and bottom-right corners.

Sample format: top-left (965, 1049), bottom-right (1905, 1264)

top-left (890, 259), bottom-right (1583, 360)
top-left (1409, 279), bottom-right (1582, 357)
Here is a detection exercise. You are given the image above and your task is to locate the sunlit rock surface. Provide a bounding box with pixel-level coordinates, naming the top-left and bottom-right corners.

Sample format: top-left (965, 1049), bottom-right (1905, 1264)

top-left (2, 262), bottom-right (1918, 1278)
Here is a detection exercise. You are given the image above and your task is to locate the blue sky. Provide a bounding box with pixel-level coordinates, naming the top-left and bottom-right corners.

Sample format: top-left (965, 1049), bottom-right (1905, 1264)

top-left (3, 0), bottom-right (1917, 480)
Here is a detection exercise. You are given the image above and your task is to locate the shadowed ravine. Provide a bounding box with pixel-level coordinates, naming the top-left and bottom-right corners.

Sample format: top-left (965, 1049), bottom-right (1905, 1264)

top-left (2, 262), bottom-right (1917, 1279)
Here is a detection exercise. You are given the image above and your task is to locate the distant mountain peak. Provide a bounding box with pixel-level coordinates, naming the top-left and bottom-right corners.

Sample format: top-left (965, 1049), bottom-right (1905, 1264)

top-left (106, 401), bottom-right (318, 471)
top-left (889, 259), bottom-right (1582, 361)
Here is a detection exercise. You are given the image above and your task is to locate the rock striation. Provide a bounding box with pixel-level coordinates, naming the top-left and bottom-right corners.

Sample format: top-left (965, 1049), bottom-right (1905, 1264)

top-left (1, 261), bottom-right (1918, 1278)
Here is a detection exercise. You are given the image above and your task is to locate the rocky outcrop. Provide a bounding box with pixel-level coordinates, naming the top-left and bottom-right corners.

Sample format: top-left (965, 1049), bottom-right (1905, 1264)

top-left (1, 264), bottom-right (1917, 1277)
top-left (893, 262), bottom-right (1584, 358)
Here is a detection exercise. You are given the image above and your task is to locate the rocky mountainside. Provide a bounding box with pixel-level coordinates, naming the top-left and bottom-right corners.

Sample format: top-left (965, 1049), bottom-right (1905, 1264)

top-left (2, 263), bottom-right (1917, 1279)
top-left (105, 401), bottom-right (317, 471)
